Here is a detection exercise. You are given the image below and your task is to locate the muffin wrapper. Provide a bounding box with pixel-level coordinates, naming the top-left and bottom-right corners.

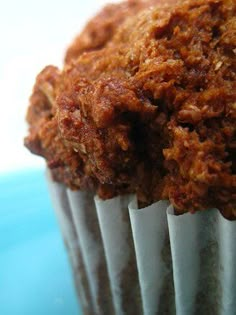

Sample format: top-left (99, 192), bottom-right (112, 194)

top-left (47, 174), bottom-right (236, 315)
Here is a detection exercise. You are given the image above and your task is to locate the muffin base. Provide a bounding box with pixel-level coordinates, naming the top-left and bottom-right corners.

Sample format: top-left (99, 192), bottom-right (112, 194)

top-left (47, 171), bottom-right (236, 315)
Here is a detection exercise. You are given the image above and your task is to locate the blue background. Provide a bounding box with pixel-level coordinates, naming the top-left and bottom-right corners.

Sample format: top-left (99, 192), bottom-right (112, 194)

top-left (0, 169), bottom-right (81, 315)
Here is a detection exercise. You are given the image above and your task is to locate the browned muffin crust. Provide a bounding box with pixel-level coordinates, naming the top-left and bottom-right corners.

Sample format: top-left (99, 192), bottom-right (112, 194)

top-left (25, 0), bottom-right (236, 218)
top-left (65, 0), bottom-right (167, 64)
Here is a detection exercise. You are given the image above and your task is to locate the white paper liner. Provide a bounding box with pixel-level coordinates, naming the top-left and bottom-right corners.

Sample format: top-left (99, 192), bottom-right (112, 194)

top-left (167, 205), bottom-right (236, 315)
top-left (129, 199), bottom-right (174, 315)
top-left (95, 195), bottom-right (141, 315)
top-left (67, 190), bottom-right (114, 315)
top-left (47, 176), bottom-right (94, 315)
top-left (47, 174), bottom-right (236, 315)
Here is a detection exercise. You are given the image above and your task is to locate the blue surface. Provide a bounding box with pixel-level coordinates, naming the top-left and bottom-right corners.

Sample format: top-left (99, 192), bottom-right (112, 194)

top-left (0, 169), bottom-right (80, 315)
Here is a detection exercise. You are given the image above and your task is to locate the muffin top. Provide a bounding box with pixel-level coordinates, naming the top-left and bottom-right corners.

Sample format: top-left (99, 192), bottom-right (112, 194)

top-left (25, 0), bottom-right (236, 218)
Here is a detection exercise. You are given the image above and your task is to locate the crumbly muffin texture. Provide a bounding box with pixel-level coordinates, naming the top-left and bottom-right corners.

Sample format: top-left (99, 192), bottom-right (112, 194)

top-left (25, 0), bottom-right (236, 218)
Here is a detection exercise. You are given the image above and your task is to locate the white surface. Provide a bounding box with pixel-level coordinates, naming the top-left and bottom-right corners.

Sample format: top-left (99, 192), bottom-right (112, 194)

top-left (0, 0), bottom-right (120, 173)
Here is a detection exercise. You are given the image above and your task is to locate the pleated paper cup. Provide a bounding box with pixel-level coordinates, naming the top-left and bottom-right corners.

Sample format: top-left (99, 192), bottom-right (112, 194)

top-left (47, 171), bottom-right (236, 315)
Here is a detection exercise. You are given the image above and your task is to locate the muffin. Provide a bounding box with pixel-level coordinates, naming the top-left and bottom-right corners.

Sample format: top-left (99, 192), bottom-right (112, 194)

top-left (25, 0), bottom-right (236, 314)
